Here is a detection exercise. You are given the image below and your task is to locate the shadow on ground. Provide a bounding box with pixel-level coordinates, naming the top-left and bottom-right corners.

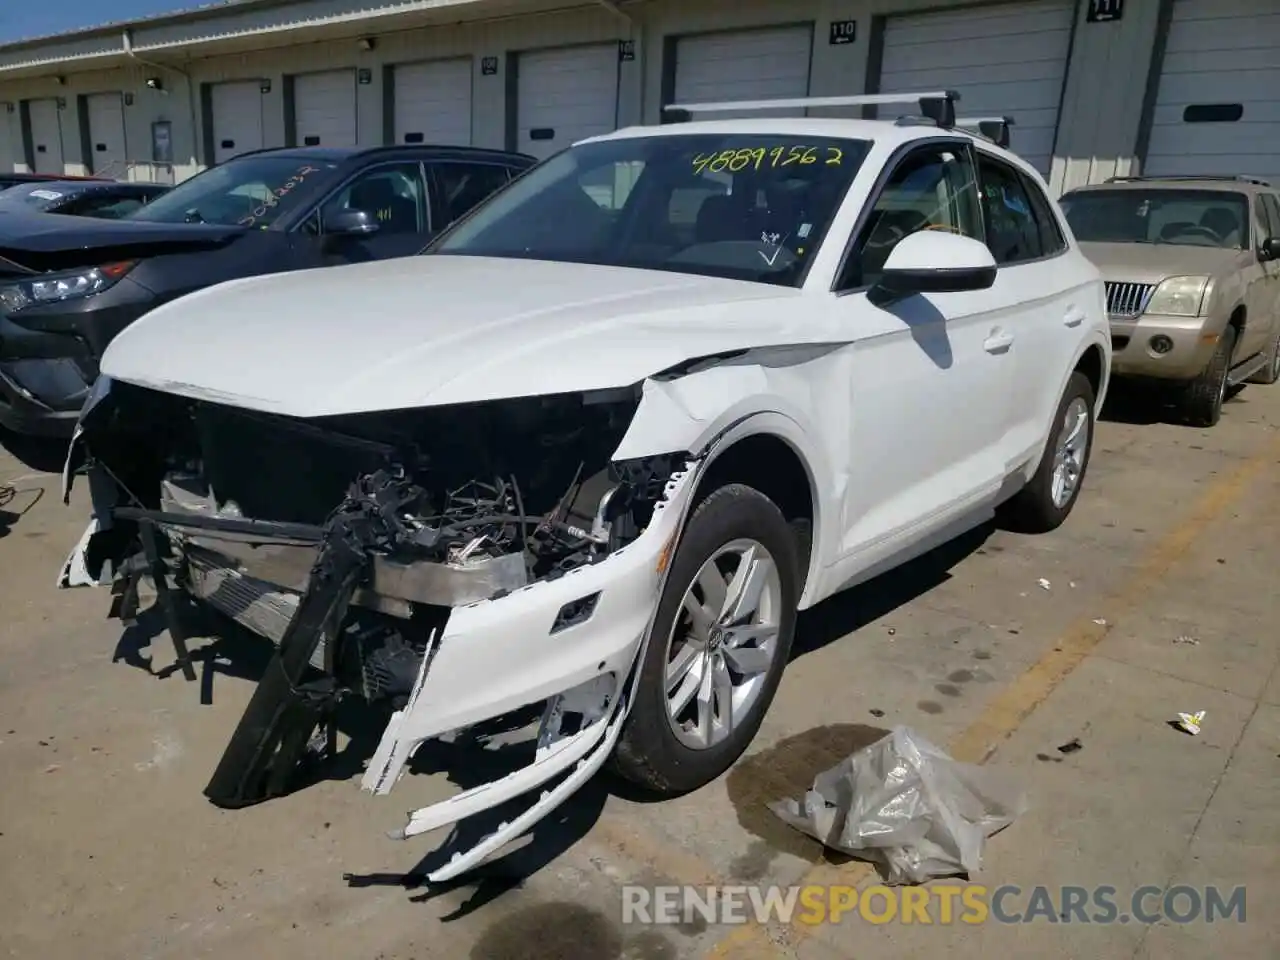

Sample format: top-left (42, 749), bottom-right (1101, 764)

top-left (1099, 378), bottom-right (1248, 426)
top-left (792, 519), bottom-right (992, 659)
top-left (106, 511), bottom-right (995, 922)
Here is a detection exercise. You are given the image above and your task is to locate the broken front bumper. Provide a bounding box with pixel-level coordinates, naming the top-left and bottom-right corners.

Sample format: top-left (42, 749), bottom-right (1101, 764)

top-left (60, 459), bottom-right (700, 883)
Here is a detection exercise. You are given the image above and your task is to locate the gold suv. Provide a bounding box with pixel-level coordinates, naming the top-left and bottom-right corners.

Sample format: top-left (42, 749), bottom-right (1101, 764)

top-left (1060, 176), bottom-right (1280, 426)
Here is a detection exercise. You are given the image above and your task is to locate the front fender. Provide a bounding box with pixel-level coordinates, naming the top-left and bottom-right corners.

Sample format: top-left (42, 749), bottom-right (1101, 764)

top-left (613, 354), bottom-right (844, 609)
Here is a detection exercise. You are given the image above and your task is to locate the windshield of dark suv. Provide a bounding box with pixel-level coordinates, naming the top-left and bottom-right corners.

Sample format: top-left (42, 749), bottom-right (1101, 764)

top-left (0, 182), bottom-right (73, 210)
top-left (1060, 188), bottom-right (1250, 249)
top-left (430, 133), bottom-right (871, 286)
top-left (127, 155), bottom-right (337, 228)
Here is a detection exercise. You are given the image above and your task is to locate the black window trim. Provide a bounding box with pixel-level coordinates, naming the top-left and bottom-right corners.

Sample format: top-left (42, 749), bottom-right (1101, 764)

top-left (830, 135), bottom-right (979, 296)
top-left (296, 157), bottom-right (433, 235)
top-left (972, 147), bottom-right (1070, 269)
top-left (426, 158), bottom-right (517, 228)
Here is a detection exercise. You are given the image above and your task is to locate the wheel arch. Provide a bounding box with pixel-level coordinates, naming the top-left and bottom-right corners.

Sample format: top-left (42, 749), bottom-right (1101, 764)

top-left (691, 417), bottom-right (822, 600)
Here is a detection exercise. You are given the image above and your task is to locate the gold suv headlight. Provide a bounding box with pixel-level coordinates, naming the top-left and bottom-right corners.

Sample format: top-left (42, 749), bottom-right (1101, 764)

top-left (1144, 276), bottom-right (1209, 317)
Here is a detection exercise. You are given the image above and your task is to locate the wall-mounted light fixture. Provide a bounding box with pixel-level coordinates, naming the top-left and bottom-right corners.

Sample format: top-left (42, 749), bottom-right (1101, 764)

top-left (54, 75), bottom-right (66, 86)
top-left (357, 37), bottom-right (377, 51)
top-left (145, 76), bottom-right (163, 91)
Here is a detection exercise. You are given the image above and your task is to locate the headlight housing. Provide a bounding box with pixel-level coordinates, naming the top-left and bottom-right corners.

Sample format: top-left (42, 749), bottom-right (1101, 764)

top-left (0, 261), bottom-right (136, 313)
top-left (1145, 276), bottom-right (1209, 317)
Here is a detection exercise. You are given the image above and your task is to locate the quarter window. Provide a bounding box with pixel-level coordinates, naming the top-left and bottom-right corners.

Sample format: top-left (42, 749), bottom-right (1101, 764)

top-left (976, 154), bottom-right (1043, 264)
top-left (840, 143), bottom-right (983, 290)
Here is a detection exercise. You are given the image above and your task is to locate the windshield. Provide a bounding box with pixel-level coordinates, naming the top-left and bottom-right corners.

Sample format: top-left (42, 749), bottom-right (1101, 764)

top-left (1060, 189), bottom-right (1250, 249)
top-left (0, 183), bottom-right (69, 211)
top-left (431, 133), bottom-right (871, 286)
top-left (127, 155), bottom-right (336, 227)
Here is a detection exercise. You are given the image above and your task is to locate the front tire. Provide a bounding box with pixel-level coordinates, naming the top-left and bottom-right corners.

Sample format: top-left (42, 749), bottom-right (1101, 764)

top-left (999, 371), bottom-right (1096, 534)
top-left (1181, 325), bottom-right (1236, 427)
top-left (612, 483), bottom-right (799, 796)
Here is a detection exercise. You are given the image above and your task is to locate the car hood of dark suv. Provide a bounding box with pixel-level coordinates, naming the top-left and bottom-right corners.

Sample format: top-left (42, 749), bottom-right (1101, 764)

top-left (0, 209), bottom-right (247, 270)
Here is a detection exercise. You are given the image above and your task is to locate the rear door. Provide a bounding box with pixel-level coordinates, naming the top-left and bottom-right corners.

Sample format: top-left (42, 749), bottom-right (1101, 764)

top-left (1258, 193), bottom-right (1280, 340)
top-left (972, 149), bottom-right (1082, 468)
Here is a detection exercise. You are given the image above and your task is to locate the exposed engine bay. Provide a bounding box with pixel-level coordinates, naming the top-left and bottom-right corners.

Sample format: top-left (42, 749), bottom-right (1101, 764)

top-left (62, 378), bottom-right (698, 881)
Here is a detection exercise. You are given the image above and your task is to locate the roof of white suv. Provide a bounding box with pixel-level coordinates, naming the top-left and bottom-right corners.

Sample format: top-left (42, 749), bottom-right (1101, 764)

top-left (591, 117), bottom-right (1019, 156)
top-left (587, 117), bottom-right (982, 151)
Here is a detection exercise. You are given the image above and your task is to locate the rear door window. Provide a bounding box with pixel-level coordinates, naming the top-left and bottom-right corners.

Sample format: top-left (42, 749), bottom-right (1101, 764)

top-left (975, 153), bottom-right (1044, 264)
top-left (431, 162), bottom-right (512, 225)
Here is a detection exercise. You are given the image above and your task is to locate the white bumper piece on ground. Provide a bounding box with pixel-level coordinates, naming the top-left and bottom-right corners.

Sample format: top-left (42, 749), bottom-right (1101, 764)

top-left (358, 462), bottom-right (699, 882)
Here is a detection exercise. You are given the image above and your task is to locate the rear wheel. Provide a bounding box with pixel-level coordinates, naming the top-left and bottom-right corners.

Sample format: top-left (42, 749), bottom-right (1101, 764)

top-left (999, 371), bottom-right (1096, 534)
top-left (612, 483), bottom-right (799, 795)
top-left (1181, 325), bottom-right (1236, 427)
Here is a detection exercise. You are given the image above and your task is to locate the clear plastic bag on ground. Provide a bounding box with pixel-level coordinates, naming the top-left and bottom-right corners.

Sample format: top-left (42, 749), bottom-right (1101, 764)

top-left (769, 725), bottom-right (1027, 885)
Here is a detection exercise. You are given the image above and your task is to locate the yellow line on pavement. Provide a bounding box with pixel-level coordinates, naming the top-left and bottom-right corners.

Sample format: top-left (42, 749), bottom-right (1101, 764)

top-left (705, 429), bottom-right (1280, 960)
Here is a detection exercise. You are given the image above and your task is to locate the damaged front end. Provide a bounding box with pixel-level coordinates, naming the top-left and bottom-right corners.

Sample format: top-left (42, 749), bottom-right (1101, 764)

top-left (60, 378), bottom-right (700, 881)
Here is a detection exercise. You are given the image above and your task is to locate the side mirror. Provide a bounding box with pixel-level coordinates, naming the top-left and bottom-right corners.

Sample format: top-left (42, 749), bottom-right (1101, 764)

top-left (871, 230), bottom-right (998, 306)
top-left (324, 207), bottom-right (380, 237)
top-left (1260, 237), bottom-right (1280, 262)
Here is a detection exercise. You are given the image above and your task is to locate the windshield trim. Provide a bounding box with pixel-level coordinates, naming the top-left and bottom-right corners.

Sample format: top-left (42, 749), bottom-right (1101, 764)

top-left (425, 132), bottom-right (872, 289)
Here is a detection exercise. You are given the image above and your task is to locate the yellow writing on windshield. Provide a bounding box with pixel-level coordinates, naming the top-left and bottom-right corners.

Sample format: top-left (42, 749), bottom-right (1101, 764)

top-left (237, 165), bottom-right (321, 228)
top-left (692, 145), bottom-right (844, 175)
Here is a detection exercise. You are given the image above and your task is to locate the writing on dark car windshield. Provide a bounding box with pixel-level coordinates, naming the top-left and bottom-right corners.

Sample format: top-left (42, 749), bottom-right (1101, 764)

top-left (1060, 189), bottom-right (1249, 250)
top-left (430, 133), bottom-right (871, 287)
top-left (0, 183), bottom-right (68, 210)
top-left (127, 157), bottom-right (335, 228)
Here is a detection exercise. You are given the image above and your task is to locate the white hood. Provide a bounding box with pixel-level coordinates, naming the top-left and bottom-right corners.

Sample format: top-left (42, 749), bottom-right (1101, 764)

top-left (102, 255), bottom-right (800, 417)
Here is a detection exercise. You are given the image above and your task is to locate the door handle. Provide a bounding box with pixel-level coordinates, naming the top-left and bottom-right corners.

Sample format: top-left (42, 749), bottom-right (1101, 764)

top-left (1064, 307), bottom-right (1086, 328)
top-left (984, 329), bottom-right (1014, 354)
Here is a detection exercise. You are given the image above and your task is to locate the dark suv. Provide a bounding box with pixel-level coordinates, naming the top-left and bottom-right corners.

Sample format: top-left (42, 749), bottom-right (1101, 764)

top-left (0, 144), bottom-right (535, 436)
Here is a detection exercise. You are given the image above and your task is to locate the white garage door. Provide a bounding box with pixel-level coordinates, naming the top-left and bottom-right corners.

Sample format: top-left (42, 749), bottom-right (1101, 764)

top-left (0, 112), bottom-right (20, 173)
top-left (878, 0), bottom-right (1074, 175)
top-left (27, 99), bottom-right (63, 174)
top-left (517, 44), bottom-right (618, 161)
top-left (293, 70), bottom-right (357, 148)
top-left (211, 80), bottom-right (265, 164)
top-left (673, 26), bottom-right (812, 118)
top-left (394, 58), bottom-right (472, 146)
top-left (1144, 0), bottom-right (1280, 185)
top-left (86, 92), bottom-right (128, 177)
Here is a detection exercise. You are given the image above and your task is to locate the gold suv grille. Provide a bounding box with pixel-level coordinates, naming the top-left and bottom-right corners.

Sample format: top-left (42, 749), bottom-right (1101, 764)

top-left (1105, 281), bottom-right (1156, 317)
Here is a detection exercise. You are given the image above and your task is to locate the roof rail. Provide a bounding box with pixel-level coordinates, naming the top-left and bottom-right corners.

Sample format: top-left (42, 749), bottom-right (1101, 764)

top-left (1105, 174), bottom-right (1272, 187)
top-left (662, 90), bottom-right (960, 128)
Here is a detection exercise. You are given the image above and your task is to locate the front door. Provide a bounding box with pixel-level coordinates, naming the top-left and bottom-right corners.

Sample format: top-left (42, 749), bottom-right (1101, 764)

top-left (833, 141), bottom-right (1015, 564)
top-left (312, 161), bottom-right (434, 261)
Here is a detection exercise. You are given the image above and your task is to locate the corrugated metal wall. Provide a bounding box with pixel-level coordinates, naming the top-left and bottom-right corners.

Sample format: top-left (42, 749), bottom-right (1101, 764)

top-left (0, 0), bottom-right (1186, 193)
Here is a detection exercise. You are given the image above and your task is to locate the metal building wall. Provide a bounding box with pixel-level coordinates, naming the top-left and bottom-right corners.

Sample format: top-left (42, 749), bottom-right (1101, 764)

top-left (0, 0), bottom-right (1170, 193)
